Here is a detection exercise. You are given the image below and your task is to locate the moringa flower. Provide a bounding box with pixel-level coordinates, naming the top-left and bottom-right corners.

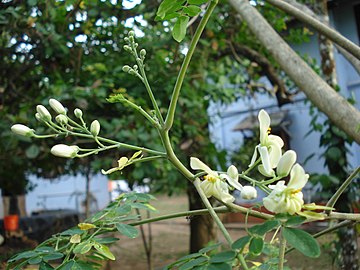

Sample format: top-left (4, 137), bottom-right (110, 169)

top-left (276, 150), bottom-right (297, 177)
top-left (51, 144), bottom-right (79, 158)
top-left (49, 98), bottom-right (66, 115)
top-left (90, 120), bottom-right (100, 136)
top-left (249, 110), bottom-right (284, 177)
top-left (11, 124), bottom-right (35, 137)
top-left (190, 157), bottom-right (234, 203)
top-left (36, 105), bottom-right (52, 122)
top-left (263, 163), bottom-right (309, 215)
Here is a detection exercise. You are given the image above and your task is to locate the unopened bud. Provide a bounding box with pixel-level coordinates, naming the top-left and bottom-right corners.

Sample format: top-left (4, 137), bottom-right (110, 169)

top-left (11, 124), bottom-right (35, 137)
top-left (74, 108), bottom-right (83, 118)
top-left (227, 165), bottom-right (238, 180)
top-left (124, 37), bottom-right (129, 43)
top-left (128, 30), bottom-right (135, 37)
top-left (140, 49), bottom-right (146, 57)
top-left (35, 113), bottom-right (42, 122)
top-left (51, 144), bottom-right (79, 158)
top-left (49, 98), bottom-right (66, 115)
top-left (55, 114), bottom-right (68, 125)
top-left (122, 65), bottom-right (131, 72)
top-left (36, 105), bottom-right (52, 121)
top-left (241, 186), bottom-right (257, 200)
top-left (123, 45), bottom-right (131, 51)
top-left (90, 120), bottom-right (100, 136)
top-left (133, 65), bottom-right (138, 70)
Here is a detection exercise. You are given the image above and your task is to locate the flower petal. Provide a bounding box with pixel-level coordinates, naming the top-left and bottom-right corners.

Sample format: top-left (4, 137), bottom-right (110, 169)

top-left (258, 164), bottom-right (275, 177)
top-left (248, 145), bottom-right (259, 168)
top-left (268, 134), bottom-right (284, 149)
top-left (259, 146), bottom-right (273, 175)
top-left (288, 164), bottom-right (309, 190)
top-left (221, 174), bottom-right (243, 191)
top-left (190, 157), bottom-right (216, 176)
top-left (258, 110), bottom-right (270, 144)
top-left (277, 150), bottom-right (297, 177)
top-left (268, 144), bottom-right (282, 168)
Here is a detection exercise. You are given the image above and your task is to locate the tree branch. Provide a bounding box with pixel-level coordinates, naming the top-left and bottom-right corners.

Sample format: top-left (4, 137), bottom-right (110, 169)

top-left (264, 0), bottom-right (360, 60)
top-left (228, 0), bottom-right (360, 144)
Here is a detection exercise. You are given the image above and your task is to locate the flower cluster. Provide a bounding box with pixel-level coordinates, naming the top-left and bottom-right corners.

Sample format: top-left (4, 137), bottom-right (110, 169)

top-left (11, 98), bottom-right (100, 159)
top-left (251, 110), bottom-right (309, 215)
top-left (190, 157), bottom-right (257, 203)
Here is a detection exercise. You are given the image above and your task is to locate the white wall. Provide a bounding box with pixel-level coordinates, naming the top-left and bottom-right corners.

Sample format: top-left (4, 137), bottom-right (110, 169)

top-left (25, 173), bottom-right (110, 216)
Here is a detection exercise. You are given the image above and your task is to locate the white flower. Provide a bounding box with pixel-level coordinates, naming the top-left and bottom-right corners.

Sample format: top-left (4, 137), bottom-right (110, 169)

top-left (190, 157), bottom-right (234, 203)
top-left (241, 186), bottom-right (258, 200)
top-left (49, 98), bottom-right (66, 115)
top-left (51, 144), bottom-right (79, 158)
top-left (249, 110), bottom-right (284, 176)
top-left (90, 120), bottom-right (100, 136)
top-left (36, 105), bottom-right (52, 121)
top-left (11, 124), bottom-right (35, 137)
top-left (263, 164), bottom-right (309, 215)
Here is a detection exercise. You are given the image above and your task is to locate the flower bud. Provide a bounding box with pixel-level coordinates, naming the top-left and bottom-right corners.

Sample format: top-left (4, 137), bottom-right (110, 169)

top-left (227, 165), bottom-right (238, 180)
top-left (122, 65), bottom-right (131, 72)
top-left (51, 144), bottom-right (79, 158)
top-left (35, 113), bottom-right (42, 122)
top-left (128, 30), bottom-right (135, 37)
top-left (74, 108), bottom-right (83, 118)
top-left (11, 124), bottom-right (35, 137)
top-left (49, 98), bottom-right (66, 115)
top-left (123, 45), bottom-right (132, 52)
top-left (124, 37), bottom-right (129, 43)
top-left (140, 49), bottom-right (146, 57)
top-left (55, 114), bottom-right (68, 125)
top-left (36, 105), bottom-right (52, 121)
top-left (276, 150), bottom-right (297, 177)
top-left (241, 186), bottom-right (257, 200)
top-left (70, 234), bottom-right (81, 244)
top-left (90, 120), bottom-right (100, 136)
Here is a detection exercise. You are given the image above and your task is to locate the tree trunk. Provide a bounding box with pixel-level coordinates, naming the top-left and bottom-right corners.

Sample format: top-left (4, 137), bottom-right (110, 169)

top-left (314, 1), bottom-right (359, 269)
top-left (187, 182), bottom-right (217, 253)
top-left (227, 0), bottom-right (360, 144)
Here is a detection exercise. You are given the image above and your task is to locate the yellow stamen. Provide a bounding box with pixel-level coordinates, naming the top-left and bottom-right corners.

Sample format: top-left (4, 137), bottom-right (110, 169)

top-left (267, 127), bottom-right (271, 135)
top-left (291, 189), bottom-right (302, 195)
top-left (204, 175), bottom-right (217, 183)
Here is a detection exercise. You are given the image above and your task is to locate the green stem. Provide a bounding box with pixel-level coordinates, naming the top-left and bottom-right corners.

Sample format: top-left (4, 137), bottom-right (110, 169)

top-left (133, 47), bottom-right (164, 125)
top-left (130, 206), bottom-right (229, 226)
top-left (164, 0), bottom-right (218, 131)
top-left (327, 212), bottom-right (360, 221)
top-left (243, 158), bottom-right (261, 175)
top-left (325, 166), bottom-right (360, 211)
top-left (278, 227), bottom-right (286, 270)
top-left (120, 97), bottom-right (161, 128)
top-left (65, 131), bottom-right (165, 156)
top-left (226, 202), bottom-right (273, 220)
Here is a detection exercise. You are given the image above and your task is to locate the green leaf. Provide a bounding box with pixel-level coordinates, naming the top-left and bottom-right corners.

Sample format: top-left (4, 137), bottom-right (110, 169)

top-left (116, 223), bottom-right (139, 238)
top-left (57, 260), bottom-right (75, 270)
top-left (157, 0), bottom-right (186, 19)
top-left (231, 235), bottom-right (251, 250)
top-left (172, 16), bottom-right (189, 42)
top-left (60, 228), bottom-right (84, 236)
top-left (178, 256), bottom-right (208, 270)
top-left (39, 261), bottom-right (54, 270)
top-left (93, 237), bottom-right (119, 244)
top-left (93, 243), bottom-right (116, 260)
top-left (188, 0), bottom-right (209, 4)
top-left (28, 256), bottom-right (42, 265)
top-left (248, 220), bottom-right (280, 236)
top-left (209, 251), bottom-right (236, 263)
top-left (199, 243), bottom-right (221, 254)
top-left (284, 216), bottom-right (306, 227)
top-left (207, 262), bottom-right (231, 270)
top-left (27, 0), bottom-right (37, 6)
top-left (73, 241), bottom-right (93, 254)
top-left (116, 204), bottom-right (132, 215)
top-left (43, 252), bottom-right (64, 261)
top-left (8, 251), bottom-right (37, 262)
top-left (282, 227), bottom-right (320, 258)
top-left (183, 5), bottom-right (201, 16)
top-left (249, 237), bottom-right (264, 256)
